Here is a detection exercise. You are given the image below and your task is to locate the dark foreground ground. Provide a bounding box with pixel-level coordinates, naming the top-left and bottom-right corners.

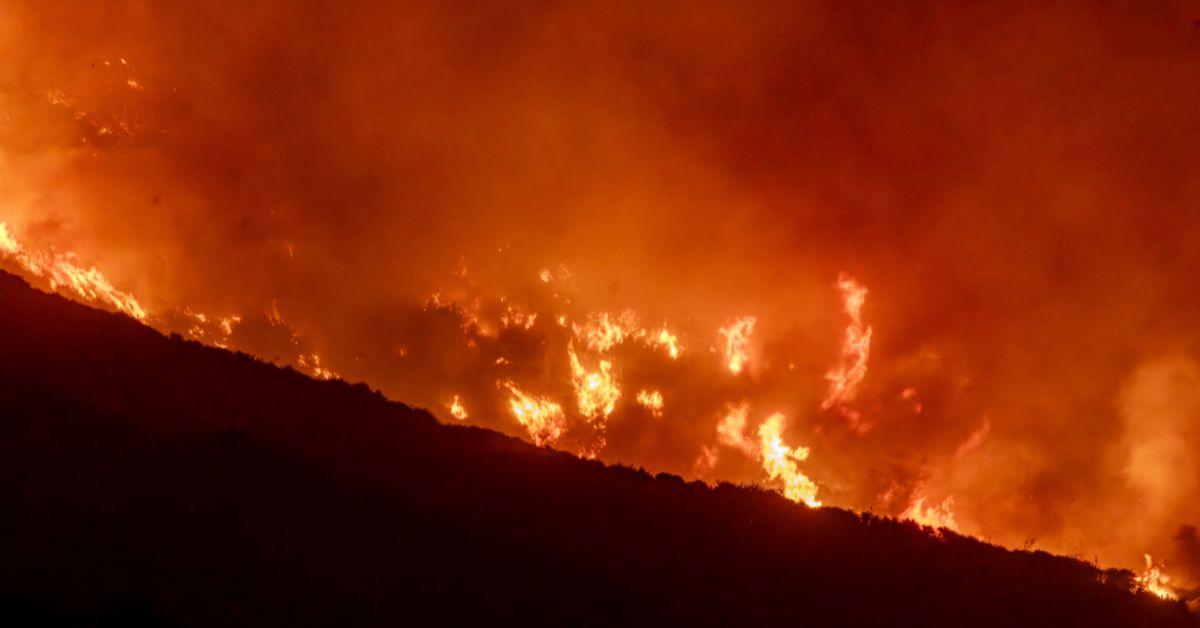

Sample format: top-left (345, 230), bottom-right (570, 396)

top-left (0, 271), bottom-right (1193, 627)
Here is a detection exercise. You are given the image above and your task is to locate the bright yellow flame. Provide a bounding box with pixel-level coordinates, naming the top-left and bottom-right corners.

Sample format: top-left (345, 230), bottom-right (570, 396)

top-left (0, 222), bottom-right (147, 320)
top-left (502, 380), bottom-right (567, 447)
top-left (1135, 554), bottom-right (1176, 600)
top-left (636, 389), bottom-right (664, 416)
top-left (757, 413), bottom-right (821, 507)
top-left (823, 273), bottom-right (872, 408)
top-left (901, 494), bottom-right (959, 533)
top-left (719, 316), bottom-right (756, 374)
top-left (568, 342), bottom-right (621, 420)
top-left (447, 395), bottom-right (468, 420)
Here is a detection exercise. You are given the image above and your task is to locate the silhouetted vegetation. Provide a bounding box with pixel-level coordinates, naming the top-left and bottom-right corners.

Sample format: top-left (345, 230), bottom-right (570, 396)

top-left (0, 271), bottom-right (1193, 626)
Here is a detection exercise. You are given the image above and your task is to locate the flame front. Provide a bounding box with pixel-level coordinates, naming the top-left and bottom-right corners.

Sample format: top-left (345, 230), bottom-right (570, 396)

top-left (716, 402), bottom-right (758, 457)
top-left (0, 223), bottom-right (146, 321)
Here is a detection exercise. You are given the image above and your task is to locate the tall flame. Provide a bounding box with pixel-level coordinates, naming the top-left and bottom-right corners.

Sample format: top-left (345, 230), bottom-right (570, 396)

top-left (823, 273), bottom-right (871, 408)
top-left (757, 413), bottom-right (821, 507)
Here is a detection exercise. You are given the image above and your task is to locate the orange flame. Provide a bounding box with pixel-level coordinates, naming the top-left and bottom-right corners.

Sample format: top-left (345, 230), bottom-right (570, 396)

top-left (636, 389), bottom-right (664, 417)
top-left (1135, 554), bottom-right (1176, 600)
top-left (568, 342), bottom-right (621, 420)
top-left (502, 380), bottom-right (567, 447)
top-left (718, 316), bottom-right (756, 375)
top-left (757, 413), bottom-right (821, 507)
top-left (447, 395), bottom-right (469, 420)
top-left (823, 273), bottom-right (872, 409)
top-left (901, 494), bottom-right (959, 533)
top-left (0, 222), bottom-right (147, 320)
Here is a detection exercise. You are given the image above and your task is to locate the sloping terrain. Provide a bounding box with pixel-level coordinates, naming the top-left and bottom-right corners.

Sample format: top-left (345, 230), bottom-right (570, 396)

top-left (0, 270), bottom-right (1192, 627)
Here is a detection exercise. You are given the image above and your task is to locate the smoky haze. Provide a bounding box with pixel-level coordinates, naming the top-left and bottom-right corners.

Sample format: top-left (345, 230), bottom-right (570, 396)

top-left (2, 0), bottom-right (1200, 579)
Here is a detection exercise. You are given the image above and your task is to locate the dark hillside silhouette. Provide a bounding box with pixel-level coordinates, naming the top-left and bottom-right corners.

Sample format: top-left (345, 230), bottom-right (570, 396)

top-left (0, 270), bottom-right (1192, 626)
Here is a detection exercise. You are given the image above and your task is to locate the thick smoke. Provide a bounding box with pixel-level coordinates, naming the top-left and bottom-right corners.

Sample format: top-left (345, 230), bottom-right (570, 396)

top-left (2, 0), bottom-right (1200, 578)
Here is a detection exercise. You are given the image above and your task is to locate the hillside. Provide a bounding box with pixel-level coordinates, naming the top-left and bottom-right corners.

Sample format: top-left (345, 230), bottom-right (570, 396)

top-left (0, 270), bottom-right (1192, 627)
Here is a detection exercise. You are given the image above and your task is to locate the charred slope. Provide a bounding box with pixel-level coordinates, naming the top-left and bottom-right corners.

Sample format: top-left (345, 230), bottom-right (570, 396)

top-left (0, 270), bottom-right (1190, 627)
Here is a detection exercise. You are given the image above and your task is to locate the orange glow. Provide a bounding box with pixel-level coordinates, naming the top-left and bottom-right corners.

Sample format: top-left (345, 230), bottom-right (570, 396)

top-left (4, 2), bottom-right (1197, 587)
top-left (823, 273), bottom-right (871, 409)
top-left (718, 317), bottom-right (755, 375)
top-left (715, 402), bottom-right (758, 457)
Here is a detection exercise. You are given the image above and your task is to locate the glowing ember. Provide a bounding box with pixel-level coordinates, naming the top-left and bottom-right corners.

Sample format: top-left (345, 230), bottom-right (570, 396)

top-left (1134, 554), bottom-right (1176, 600)
top-left (757, 413), bottom-right (821, 507)
top-left (636, 389), bottom-right (664, 416)
top-left (502, 381), bottom-right (567, 447)
top-left (447, 395), bottom-right (468, 420)
top-left (567, 342), bottom-right (621, 420)
top-left (718, 316), bottom-right (756, 375)
top-left (823, 273), bottom-right (872, 409)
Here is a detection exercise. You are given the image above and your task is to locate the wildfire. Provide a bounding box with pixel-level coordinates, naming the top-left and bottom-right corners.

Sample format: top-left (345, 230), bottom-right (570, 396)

top-left (650, 327), bottom-right (682, 360)
top-left (823, 273), bottom-right (872, 408)
top-left (0, 222), bottom-right (147, 321)
top-left (500, 304), bottom-right (538, 330)
top-left (901, 494), bottom-right (959, 533)
top-left (297, 353), bottom-right (338, 380)
top-left (574, 311), bottom-right (637, 353)
top-left (719, 316), bottom-right (756, 375)
top-left (1135, 554), bottom-right (1176, 600)
top-left (636, 389), bottom-right (664, 416)
top-left (757, 413), bottom-right (821, 507)
top-left (567, 342), bottom-right (621, 420)
top-left (447, 395), bottom-right (469, 420)
top-left (502, 380), bottom-right (567, 447)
